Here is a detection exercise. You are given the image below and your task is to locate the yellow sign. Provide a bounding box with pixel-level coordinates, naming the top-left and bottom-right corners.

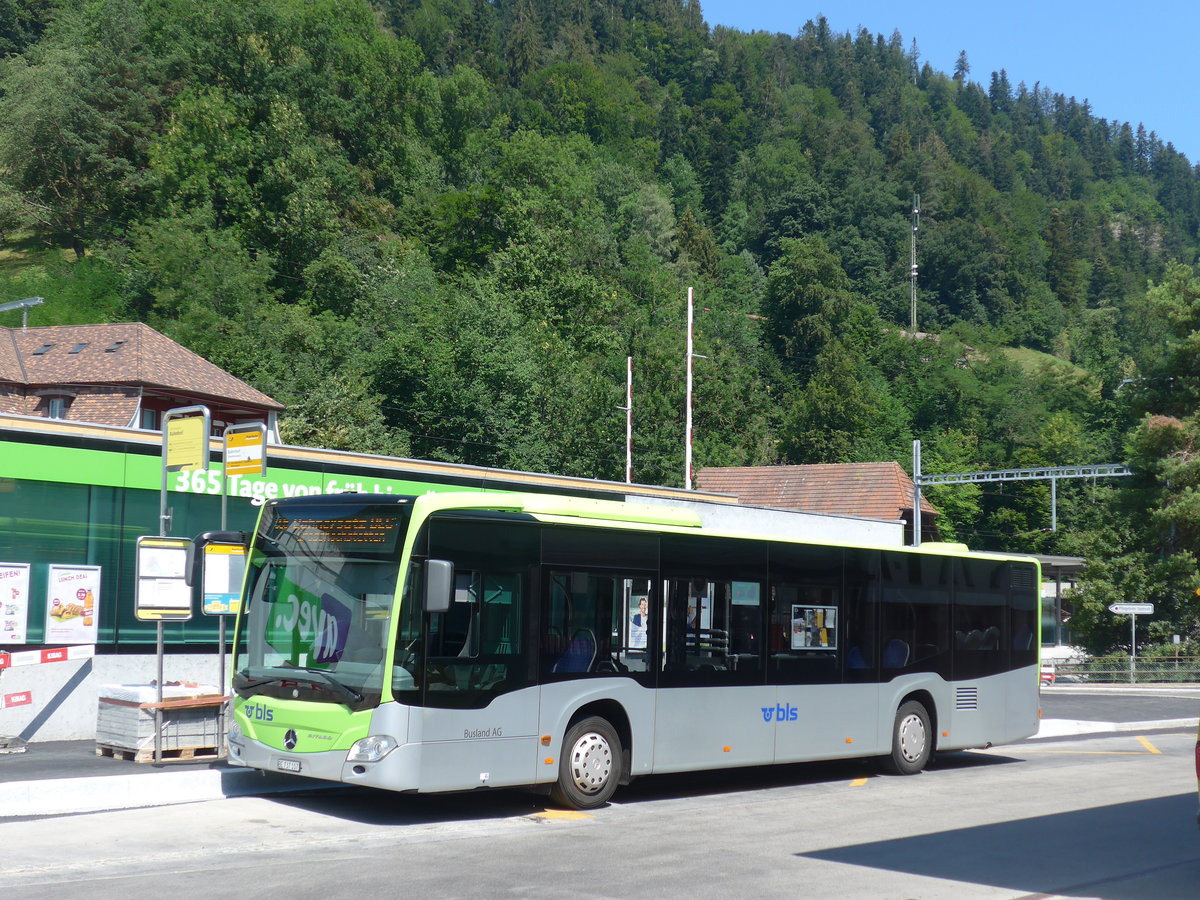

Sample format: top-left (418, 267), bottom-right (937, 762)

top-left (165, 416), bottom-right (206, 472)
top-left (224, 426), bottom-right (266, 477)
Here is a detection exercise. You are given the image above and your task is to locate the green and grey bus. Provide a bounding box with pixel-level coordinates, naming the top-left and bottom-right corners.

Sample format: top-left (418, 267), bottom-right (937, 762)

top-left (223, 490), bottom-right (1040, 808)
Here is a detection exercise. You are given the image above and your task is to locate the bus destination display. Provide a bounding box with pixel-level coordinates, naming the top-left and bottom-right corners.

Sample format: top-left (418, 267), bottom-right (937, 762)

top-left (268, 510), bottom-right (405, 555)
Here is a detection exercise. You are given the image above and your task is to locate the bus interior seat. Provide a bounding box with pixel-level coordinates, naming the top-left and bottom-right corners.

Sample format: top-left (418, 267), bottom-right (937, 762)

top-left (882, 638), bottom-right (910, 668)
top-left (981, 626), bottom-right (1001, 650)
top-left (552, 628), bottom-right (596, 673)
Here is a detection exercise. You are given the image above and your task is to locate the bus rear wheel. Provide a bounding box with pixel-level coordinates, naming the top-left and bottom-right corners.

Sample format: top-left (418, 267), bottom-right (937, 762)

top-left (881, 700), bottom-right (932, 775)
top-left (550, 716), bottom-right (620, 809)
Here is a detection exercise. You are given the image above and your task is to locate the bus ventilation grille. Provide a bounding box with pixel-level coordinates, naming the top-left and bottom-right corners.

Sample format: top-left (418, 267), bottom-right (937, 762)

top-left (956, 687), bottom-right (979, 710)
top-left (1011, 565), bottom-right (1036, 591)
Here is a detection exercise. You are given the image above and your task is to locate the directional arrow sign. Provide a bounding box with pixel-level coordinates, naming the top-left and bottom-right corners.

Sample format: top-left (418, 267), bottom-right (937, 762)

top-left (1108, 603), bottom-right (1154, 615)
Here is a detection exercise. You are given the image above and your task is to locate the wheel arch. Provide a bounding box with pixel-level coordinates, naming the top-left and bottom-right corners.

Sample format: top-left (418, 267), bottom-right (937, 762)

top-left (569, 699), bottom-right (633, 785)
top-left (897, 689), bottom-right (938, 752)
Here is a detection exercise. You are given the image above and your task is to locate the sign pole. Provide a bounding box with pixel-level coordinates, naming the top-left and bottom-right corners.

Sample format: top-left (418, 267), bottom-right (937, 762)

top-left (1108, 602), bottom-right (1152, 684)
top-left (1130, 613), bottom-right (1136, 684)
top-left (215, 422), bottom-right (266, 754)
top-left (158, 406), bottom-right (210, 764)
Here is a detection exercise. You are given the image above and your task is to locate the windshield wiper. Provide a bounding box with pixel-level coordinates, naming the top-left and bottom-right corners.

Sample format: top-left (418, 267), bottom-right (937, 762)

top-left (235, 667), bottom-right (364, 704)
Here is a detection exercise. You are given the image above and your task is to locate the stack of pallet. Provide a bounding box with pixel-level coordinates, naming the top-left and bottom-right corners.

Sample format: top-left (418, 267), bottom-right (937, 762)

top-left (96, 683), bottom-right (225, 763)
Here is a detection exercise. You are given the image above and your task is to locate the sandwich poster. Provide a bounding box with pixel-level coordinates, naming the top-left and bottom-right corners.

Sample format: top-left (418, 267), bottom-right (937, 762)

top-left (45, 565), bottom-right (101, 644)
top-left (0, 563), bottom-right (31, 644)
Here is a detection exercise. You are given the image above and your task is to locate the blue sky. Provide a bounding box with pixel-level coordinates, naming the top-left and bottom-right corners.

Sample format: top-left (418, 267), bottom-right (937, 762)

top-left (698, 1), bottom-right (1200, 165)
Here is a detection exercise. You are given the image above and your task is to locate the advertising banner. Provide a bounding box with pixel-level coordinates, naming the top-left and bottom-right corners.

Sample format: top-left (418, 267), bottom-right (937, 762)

top-left (0, 562), bottom-right (31, 644)
top-left (45, 564), bottom-right (101, 644)
top-left (202, 542), bottom-right (245, 615)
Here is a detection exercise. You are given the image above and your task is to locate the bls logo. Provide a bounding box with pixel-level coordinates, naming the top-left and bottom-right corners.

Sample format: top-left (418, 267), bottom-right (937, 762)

top-left (243, 703), bottom-right (274, 722)
top-left (760, 703), bottom-right (799, 723)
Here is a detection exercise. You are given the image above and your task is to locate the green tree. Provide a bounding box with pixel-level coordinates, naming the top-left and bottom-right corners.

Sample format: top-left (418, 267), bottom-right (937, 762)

top-left (763, 235), bottom-right (855, 380)
top-left (952, 50), bottom-right (969, 83)
top-left (0, 0), bottom-right (160, 256)
top-left (781, 324), bottom-right (910, 464)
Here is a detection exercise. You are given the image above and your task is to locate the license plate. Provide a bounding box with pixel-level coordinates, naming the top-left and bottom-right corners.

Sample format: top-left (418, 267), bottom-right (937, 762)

top-left (277, 758), bottom-right (302, 773)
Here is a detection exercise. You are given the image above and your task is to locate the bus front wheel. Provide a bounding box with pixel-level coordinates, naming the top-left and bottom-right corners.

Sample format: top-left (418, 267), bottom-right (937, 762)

top-left (550, 716), bottom-right (620, 809)
top-left (881, 700), bottom-right (932, 775)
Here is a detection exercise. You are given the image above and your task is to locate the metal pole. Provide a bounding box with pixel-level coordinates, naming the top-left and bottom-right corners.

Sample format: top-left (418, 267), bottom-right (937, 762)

top-left (1051, 477), bottom-right (1058, 532)
top-left (912, 439), bottom-right (922, 547)
top-left (156, 406), bottom-right (210, 765)
top-left (157, 425), bottom-right (169, 765)
top-left (685, 287), bottom-right (694, 490)
top-left (219, 436), bottom-right (229, 755)
top-left (1055, 570), bottom-right (1063, 646)
top-left (628, 357), bottom-right (638, 487)
top-left (1130, 614), bottom-right (1136, 683)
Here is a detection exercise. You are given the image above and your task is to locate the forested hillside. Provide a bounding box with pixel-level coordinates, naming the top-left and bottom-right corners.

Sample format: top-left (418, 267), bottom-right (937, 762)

top-left (3, 0), bottom-right (1200, 652)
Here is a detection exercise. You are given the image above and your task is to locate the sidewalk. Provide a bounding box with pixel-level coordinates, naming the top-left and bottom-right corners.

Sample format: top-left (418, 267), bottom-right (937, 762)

top-left (0, 739), bottom-right (318, 818)
top-left (4, 714), bottom-right (1195, 819)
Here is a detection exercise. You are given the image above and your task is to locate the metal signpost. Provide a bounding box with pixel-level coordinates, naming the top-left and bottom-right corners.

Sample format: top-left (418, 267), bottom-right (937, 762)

top-left (212, 422), bottom-right (266, 750)
top-left (1109, 602), bottom-right (1154, 683)
top-left (154, 406), bottom-right (210, 764)
top-left (134, 535), bottom-right (195, 763)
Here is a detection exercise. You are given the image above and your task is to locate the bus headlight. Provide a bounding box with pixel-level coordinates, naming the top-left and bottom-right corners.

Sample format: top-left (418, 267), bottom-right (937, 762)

top-left (347, 735), bottom-right (398, 763)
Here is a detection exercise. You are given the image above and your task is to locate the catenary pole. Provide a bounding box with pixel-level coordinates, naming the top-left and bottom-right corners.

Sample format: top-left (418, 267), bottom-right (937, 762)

top-left (685, 287), bottom-right (694, 490)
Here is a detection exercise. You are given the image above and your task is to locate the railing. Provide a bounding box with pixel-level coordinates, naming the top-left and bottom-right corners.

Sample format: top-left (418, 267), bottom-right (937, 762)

top-left (1044, 656), bottom-right (1200, 684)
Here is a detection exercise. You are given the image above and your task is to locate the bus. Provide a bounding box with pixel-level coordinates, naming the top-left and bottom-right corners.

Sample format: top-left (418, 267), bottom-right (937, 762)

top-left (219, 490), bottom-right (1040, 809)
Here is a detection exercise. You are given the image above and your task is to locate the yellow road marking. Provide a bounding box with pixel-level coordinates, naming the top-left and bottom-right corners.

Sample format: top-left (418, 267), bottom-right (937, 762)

top-left (530, 809), bottom-right (595, 821)
top-left (850, 777), bottom-right (868, 786)
top-left (1136, 735), bottom-right (1162, 754)
top-left (1019, 735), bottom-right (1164, 756)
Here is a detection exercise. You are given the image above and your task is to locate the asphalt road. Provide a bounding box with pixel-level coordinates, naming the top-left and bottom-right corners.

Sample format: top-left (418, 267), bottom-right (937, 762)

top-left (0, 687), bottom-right (1196, 899)
top-left (1039, 684), bottom-right (1200, 724)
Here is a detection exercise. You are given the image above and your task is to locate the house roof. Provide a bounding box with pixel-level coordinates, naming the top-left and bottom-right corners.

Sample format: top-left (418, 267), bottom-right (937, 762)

top-left (694, 462), bottom-right (938, 521)
top-left (0, 323), bottom-right (282, 410)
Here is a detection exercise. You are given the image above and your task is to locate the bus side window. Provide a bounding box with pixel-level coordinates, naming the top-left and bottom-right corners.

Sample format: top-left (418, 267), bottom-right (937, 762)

top-left (954, 558), bottom-right (1010, 680)
top-left (880, 551), bottom-right (952, 679)
top-left (618, 577), bottom-right (653, 673)
top-left (542, 571), bottom-right (631, 678)
top-left (768, 543), bottom-right (842, 685)
top-left (418, 515), bottom-right (536, 707)
top-left (843, 549), bottom-right (879, 682)
top-left (1010, 562), bottom-right (1039, 670)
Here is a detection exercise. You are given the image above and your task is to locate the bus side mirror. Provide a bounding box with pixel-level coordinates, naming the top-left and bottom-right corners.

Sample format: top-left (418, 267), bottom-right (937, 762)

top-left (195, 530), bottom-right (249, 549)
top-left (424, 559), bottom-right (454, 614)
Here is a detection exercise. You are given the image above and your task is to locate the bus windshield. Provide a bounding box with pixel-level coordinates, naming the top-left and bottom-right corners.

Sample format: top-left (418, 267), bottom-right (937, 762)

top-left (233, 498), bottom-right (412, 711)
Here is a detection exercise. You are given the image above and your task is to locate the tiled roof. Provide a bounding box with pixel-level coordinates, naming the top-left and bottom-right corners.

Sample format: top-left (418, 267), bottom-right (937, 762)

top-left (695, 462), bottom-right (938, 521)
top-left (0, 327), bottom-right (25, 382)
top-left (0, 323), bottom-right (282, 410)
